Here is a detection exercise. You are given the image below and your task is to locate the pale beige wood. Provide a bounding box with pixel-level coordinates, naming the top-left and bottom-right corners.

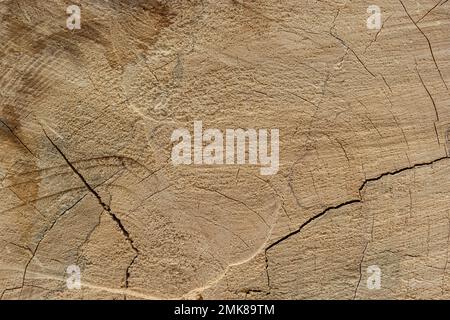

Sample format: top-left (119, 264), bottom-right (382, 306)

top-left (0, 0), bottom-right (449, 299)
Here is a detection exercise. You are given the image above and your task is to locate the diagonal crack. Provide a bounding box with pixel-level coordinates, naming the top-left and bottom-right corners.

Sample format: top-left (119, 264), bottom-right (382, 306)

top-left (264, 155), bottom-right (450, 289)
top-left (43, 130), bottom-right (139, 293)
top-left (329, 32), bottom-right (376, 78)
top-left (416, 0), bottom-right (444, 23)
top-left (0, 118), bottom-right (37, 159)
top-left (414, 58), bottom-right (443, 147)
top-left (400, 0), bottom-right (449, 91)
top-left (357, 155), bottom-right (448, 193)
top-left (415, 63), bottom-right (439, 122)
top-left (266, 199), bottom-right (360, 252)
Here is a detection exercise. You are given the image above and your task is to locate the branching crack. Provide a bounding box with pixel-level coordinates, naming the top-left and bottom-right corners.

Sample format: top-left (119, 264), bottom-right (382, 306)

top-left (43, 130), bottom-right (139, 293)
top-left (329, 32), bottom-right (375, 77)
top-left (265, 155), bottom-right (450, 289)
top-left (400, 0), bottom-right (449, 91)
